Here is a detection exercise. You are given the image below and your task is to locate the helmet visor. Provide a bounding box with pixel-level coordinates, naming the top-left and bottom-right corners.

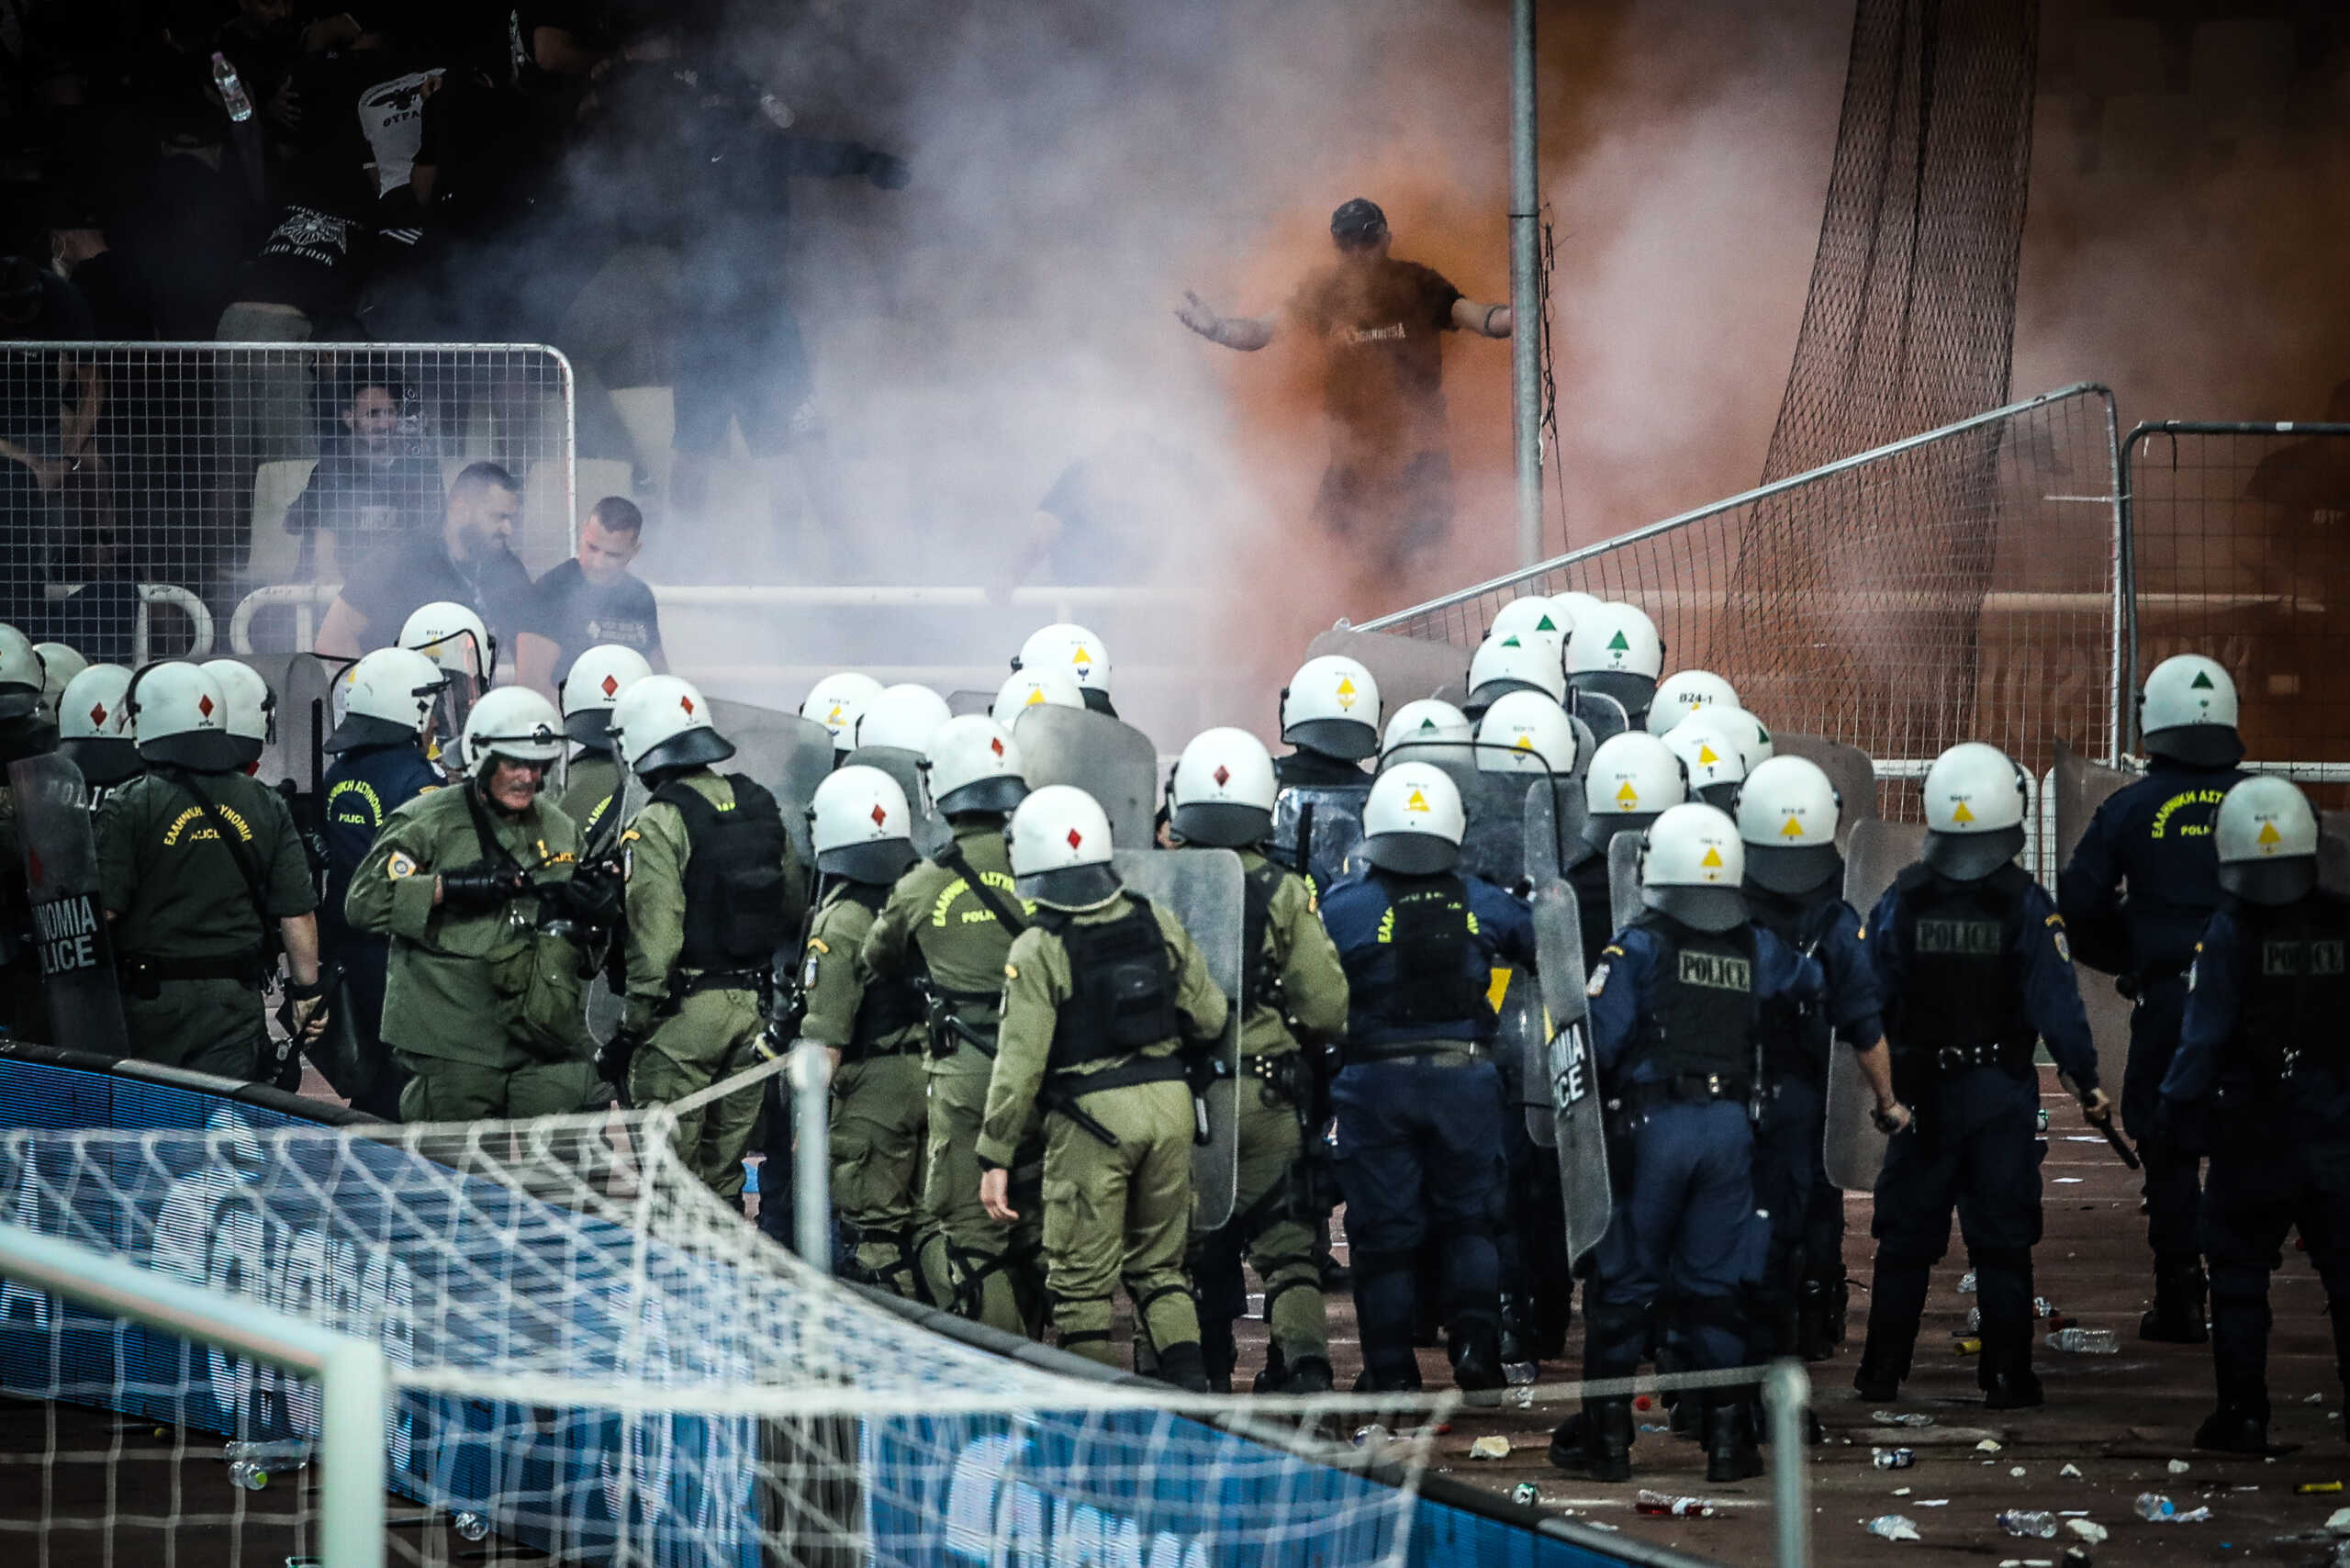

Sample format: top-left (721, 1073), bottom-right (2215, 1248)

top-left (2218, 855), bottom-right (2318, 907)
top-left (2143, 723), bottom-right (2245, 769)
top-left (1640, 883), bottom-right (1747, 934)
top-left (1742, 842), bottom-right (1842, 897)
top-left (1285, 715), bottom-right (1379, 762)
top-left (1016, 862), bottom-right (1121, 910)
top-left (818, 837), bottom-right (920, 884)
top-left (1360, 830), bottom-right (1460, 875)
top-left (1921, 823), bottom-right (2027, 881)
top-left (1170, 801), bottom-right (1272, 849)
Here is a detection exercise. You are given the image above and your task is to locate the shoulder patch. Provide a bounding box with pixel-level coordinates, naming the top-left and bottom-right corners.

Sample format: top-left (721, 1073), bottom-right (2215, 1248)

top-left (808, 937), bottom-right (830, 955)
top-left (386, 851), bottom-right (417, 879)
top-left (2052, 929), bottom-right (2072, 964)
top-left (1003, 963), bottom-right (1019, 981)
top-left (1585, 962), bottom-right (1611, 998)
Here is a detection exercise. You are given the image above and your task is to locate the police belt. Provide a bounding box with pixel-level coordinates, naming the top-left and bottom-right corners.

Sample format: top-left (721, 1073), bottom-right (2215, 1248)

top-left (925, 986), bottom-right (1004, 1059)
top-left (120, 950), bottom-right (270, 988)
top-left (1619, 1070), bottom-right (1751, 1109)
top-left (1343, 1038), bottom-right (1483, 1067)
top-left (1933, 1040), bottom-right (2031, 1076)
top-left (1246, 1049), bottom-right (1308, 1102)
top-left (1049, 1053), bottom-right (1190, 1098)
top-left (674, 967), bottom-right (768, 1000)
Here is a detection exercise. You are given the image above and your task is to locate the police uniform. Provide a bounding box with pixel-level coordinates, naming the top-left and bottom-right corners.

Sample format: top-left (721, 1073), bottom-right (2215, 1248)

top-left (620, 768), bottom-right (800, 1201)
top-left (321, 739), bottom-right (442, 1116)
top-left (95, 767), bottom-right (316, 1077)
top-left (979, 889), bottom-right (1228, 1372)
top-left (1320, 867), bottom-right (1538, 1392)
top-left (346, 780), bottom-right (599, 1119)
top-left (2160, 891), bottom-right (2350, 1445)
top-left (0, 713), bottom-right (60, 1037)
top-left (799, 877), bottom-right (929, 1296)
top-left (861, 820), bottom-right (1046, 1334)
top-left (560, 750), bottom-right (623, 842)
top-left (1188, 847), bottom-right (1349, 1392)
top-left (1857, 861), bottom-right (2100, 1406)
top-left (2058, 756), bottom-right (2244, 1336)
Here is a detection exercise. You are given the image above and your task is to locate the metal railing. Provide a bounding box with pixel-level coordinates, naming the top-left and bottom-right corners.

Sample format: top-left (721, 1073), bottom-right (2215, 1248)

top-left (35, 582), bottom-right (215, 663)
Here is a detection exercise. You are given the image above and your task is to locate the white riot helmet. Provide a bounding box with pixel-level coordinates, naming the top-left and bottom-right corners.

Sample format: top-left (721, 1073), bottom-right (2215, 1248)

top-left (1476, 690), bottom-right (1578, 776)
top-left (856, 683), bottom-right (953, 755)
top-left (1663, 710), bottom-right (1748, 810)
top-left (1550, 590), bottom-right (1606, 627)
top-left (992, 666), bottom-right (1085, 720)
top-left (1582, 731), bottom-right (1687, 845)
top-left (1013, 623), bottom-right (1113, 713)
top-left (1645, 669), bottom-right (1740, 736)
top-left (1919, 741), bottom-right (2029, 880)
top-left (561, 644), bottom-right (655, 749)
top-left (2140, 654), bottom-right (2244, 768)
top-left (127, 660), bottom-right (245, 771)
top-left (1488, 594), bottom-right (1573, 644)
top-left (926, 714), bottom-right (1028, 816)
top-left (326, 646), bottom-right (448, 754)
top-left (199, 658), bottom-right (276, 769)
top-left (1683, 705), bottom-right (1774, 767)
top-left (33, 642), bottom-right (86, 724)
top-left (458, 686), bottom-right (565, 779)
top-left (1735, 755), bottom-right (1843, 895)
top-left (811, 765), bottom-right (921, 884)
top-left (398, 600), bottom-right (495, 689)
top-left (1565, 600), bottom-right (1665, 719)
top-left (610, 675), bottom-right (735, 774)
top-left (801, 671), bottom-right (885, 756)
top-left (1006, 784), bottom-right (1120, 909)
top-left (1639, 801), bottom-right (1747, 933)
top-left (1469, 631), bottom-right (1567, 710)
top-left (1381, 698), bottom-right (1474, 769)
top-left (56, 664), bottom-right (139, 786)
top-left (0, 624), bottom-right (41, 721)
top-left (1169, 727), bottom-right (1278, 847)
top-left (1360, 761), bottom-right (1467, 875)
top-left (2213, 775), bottom-right (2320, 906)
top-left (1281, 654), bottom-right (1382, 761)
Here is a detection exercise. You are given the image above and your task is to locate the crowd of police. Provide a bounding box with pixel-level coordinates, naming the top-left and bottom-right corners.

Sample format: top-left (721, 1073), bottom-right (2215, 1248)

top-left (0, 588), bottom-right (2333, 1483)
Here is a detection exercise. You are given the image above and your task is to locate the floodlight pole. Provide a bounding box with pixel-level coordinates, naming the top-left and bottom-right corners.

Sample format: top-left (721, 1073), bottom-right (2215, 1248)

top-left (1510, 0), bottom-right (1543, 568)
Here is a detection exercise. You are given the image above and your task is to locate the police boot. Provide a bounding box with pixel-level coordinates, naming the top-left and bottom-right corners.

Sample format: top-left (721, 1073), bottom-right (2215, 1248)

top-left (1200, 1318), bottom-right (1237, 1395)
top-left (2196, 1288), bottom-right (2295, 1453)
top-left (1281, 1355), bottom-right (1335, 1395)
top-left (1449, 1316), bottom-right (1505, 1407)
top-left (1748, 1389), bottom-right (1823, 1447)
top-left (1249, 1344), bottom-right (1287, 1394)
top-left (1499, 1293), bottom-right (1539, 1384)
top-left (1796, 1276), bottom-right (1845, 1362)
top-left (1548, 1398), bottom-right (1634, 1483)
top-left (1155, 1341), bottom-right (1212, 1395)
top-left (1702, 1394), bottom-right (1764, 1484)
top-left (1854, 1264), bottom-right (1930, 1400)
top-left (2140, 1254), bottom-right (2210, 1345)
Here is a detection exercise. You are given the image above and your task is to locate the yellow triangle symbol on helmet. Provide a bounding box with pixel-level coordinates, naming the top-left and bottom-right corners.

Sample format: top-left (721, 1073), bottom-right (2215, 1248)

top-left (1781, 815), bottom-right (1805, 839)
top-left (1336, 678), bottom-right (1357, 707)
top-left (1024, 688), bottom-right (1046, 705)
top-left (1072, 645), bottom-right (1093, 666)
top-left (2258, 821), bottom-right (2282, 846)
top-left (1697, 744), bottom-right (1719, 767)
top-left (1951, 801), bottom-right (1976, 825)
top-left (1515, 734), bottom-right (1536, 750)
top-left (1615, 780), bottom-right (1639, 806)
top-left (1406, 789), bottom-right (1429, 812)
top-left (1700, 846), bottom-right (1723, 868)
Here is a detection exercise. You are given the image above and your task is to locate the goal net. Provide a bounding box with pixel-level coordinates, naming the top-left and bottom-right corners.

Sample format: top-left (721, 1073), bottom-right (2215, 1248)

top-left (0, 1110), bottom-right (1435, 1566)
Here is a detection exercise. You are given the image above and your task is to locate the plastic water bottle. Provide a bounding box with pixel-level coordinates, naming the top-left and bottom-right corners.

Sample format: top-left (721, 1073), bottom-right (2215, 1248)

top-left (2046, 1327), bottom-right (2120, 1353)
top-left (1957, 1270), bottom-right (1977, 1294)
top-left (1865, 1515), bottom-right (1921, 1541)
top-left (453, 1512), bottom-right (491, 1543)
top-left (1873, 1447), bottom-right (1916, 1470)
top-left (1998, 1509), bottom-right (2060, 1539)
top-left (210, 52), bottom-right (254, 123)
top-left (1964, 1305), bottom-right (1981, 1331)
top-left (1635, 1489), bottom-right (1716, 1518)
top-left (2134, 1493), bottom-right (2176, 1521)
top-left (228, 1460), bottom-right (263, 1491)
top-left (222, 1439), bottom-right (310, 1468)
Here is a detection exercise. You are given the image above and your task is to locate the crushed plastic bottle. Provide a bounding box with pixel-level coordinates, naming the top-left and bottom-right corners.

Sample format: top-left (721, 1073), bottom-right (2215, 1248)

top-left (1352, 1424), bottom-right (1391, 1449)
top-left (1866, 1515), bottom-right (1921, 1541)
top-left (228, 1461), bottom-right (263, 1492)
top-left (1874, 1448), bottom-right (1916, 1470)
top-left (210, 52), bottom-right (254, 123)
top-left (2134, 1494), bottom-right (2178, 1521)
top-left (2045, 1327), bottom-right (2119, 1354)
top-left (1958, 1270), bottom-right (1978, 1294)
top-left (2065, 1520), bottom-right (2109, 1545)
top-left (1998, 1510), bottom-right (2061, 1539)
top-left (453, 1513), bottom-right (490, 1543)
top-left (1635, 1490), bottom-right (1716, 1518)
top-left (1873, 1410), bottom-right (1935, 1428)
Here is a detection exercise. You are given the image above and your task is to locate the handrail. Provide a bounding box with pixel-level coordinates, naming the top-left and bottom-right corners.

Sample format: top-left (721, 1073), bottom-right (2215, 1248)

top-left (41, 582), bottom-right (215, 661)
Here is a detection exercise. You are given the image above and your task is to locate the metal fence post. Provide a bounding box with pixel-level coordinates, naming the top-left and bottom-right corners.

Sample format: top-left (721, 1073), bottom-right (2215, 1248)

top-left (787, 1042), bottom-right (834, 1274)
top-left (1765, 1359), bottom-right (1811, 1568)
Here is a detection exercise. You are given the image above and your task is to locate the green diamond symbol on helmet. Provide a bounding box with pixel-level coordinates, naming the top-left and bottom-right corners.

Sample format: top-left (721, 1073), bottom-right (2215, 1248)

top-left (1606, 631), bottom-right (1631, 652)
top-left (2191, 671), bottom-right (2214, 689)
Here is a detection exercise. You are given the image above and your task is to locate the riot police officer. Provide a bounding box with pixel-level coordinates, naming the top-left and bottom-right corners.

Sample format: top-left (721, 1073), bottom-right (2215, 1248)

top-left (200, 660), bottom-right (276, 777)
top-left (1663, 710), bottom-right (1749, 812)
top-left (799, 763), bottom-right (927, 1295)
top-left (993, 667), bottom-right (1085, 721)
top-left (1320, 761), bottom-right (1539, 1399)
top-left (2059, 653), bottom-right (2248, 1342)
top-left (1854, 742), bottom-right (2110, 1410)
top-left (978, 785), bottom-right (1230, 1386)
top-left (1274, 654), bottom-right (1381, 788)
top-left (606, 675), bottom-right (801, 1202)
top-left (556, 644), bottom-right (655, 841)
top-left (1487, 593), bottom-right (1574, 646)
top-left (2158, 778), bottom-right (2350, 1454)
top-left (1554, 803), bottom-right (1825, 1484)
top-left (97, 661), bottom-right (324, 1077)
top-left (861, 713), bottom-right (1044, 1333)
top-left (55, 664), bottom-right (140, 800)
top-left (1013, 623), bottom-right (1116, 717)
top-left (33, 641), bottom-right (86, 727)
top-left (800, 671), bottom-right (885, 761)
top-left (1564, 600), bottom-right (1663, 735)
top-left (1166, 726), bottom-right (1350, 1394)
top-left (1645, 669), bottom-right (1739, 736)
top-left (319, 646), bottom-right (448, 1117)
top-left (1, 626), bottom-right (60, 1036)
top-left (1466, 630), bottom-right (1567, 718)
top-left (1564, 732), bottom-right (1686, 969)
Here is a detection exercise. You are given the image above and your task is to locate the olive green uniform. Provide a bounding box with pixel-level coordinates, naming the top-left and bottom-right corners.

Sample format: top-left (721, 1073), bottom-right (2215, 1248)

top-left (559, 751), bottom-right (621, 841)
top-left (980, 892), bottom-right (1229, 1369)
top-left (800, 880), bottom-right (927, 1296)
top-left (862, 820), bottom-right (1044, 1334)
top-left (0, 718), bottom-right (52, 1038)
top-left (346, 780), bottom-right (599, 1120)
top-left (621, 769), bottom-right (803, 1202)
top-left (96, 767), bottom-right (316, 1078)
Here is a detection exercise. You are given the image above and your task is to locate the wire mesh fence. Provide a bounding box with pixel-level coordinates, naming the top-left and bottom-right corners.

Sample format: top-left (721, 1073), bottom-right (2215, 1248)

top-left (1360, 384), bottom-right (2125, 813)
top-left (0, 342), bottom-right (574, 660)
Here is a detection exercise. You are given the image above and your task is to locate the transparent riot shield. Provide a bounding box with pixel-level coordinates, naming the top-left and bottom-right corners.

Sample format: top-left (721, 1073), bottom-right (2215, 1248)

top-left (1606, 830), bottom-right (1643, 936)
top-left (1270, 785), bottom-right (1369, 900)
top-left (1825, 818), bottom-right (1927, 1192)
top-left (1304, 626), bottom-right (1471, 710)
top-left (709, 698), bottom-right (837, 868)
top-left (1773, 733), bottom-right (1878, 845)
top-left (9, 755), bottom-right (129, 1056)
top-left (946, 690), bottom-right (993, 718)
top-left (1571, 689), bottom-right (1631, 745)
top-left (1111, 848), bottom-right (1244, 1230)
top-left (1523, 778), bottom-right (1591, 887)
top-left (1533, 878), bottom-right (1609, 1262)
top-left (1013, 705), bottom-right (1160, 852)
top-left (2052, 740), bottom-right (2141, 1103)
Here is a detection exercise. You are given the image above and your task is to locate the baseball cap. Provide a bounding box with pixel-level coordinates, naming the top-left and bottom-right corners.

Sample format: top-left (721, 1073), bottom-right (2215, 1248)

top-left (1330, 197), bottom-right (1388, 248)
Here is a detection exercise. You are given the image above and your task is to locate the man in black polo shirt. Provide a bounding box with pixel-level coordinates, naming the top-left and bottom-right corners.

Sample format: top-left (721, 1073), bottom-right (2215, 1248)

top-left (313, 461), bottom-right (537, 675)
top-left (519, 495), bottom-right (666, 692)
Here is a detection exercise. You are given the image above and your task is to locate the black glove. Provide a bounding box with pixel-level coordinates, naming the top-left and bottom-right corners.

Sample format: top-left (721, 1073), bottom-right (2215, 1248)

top-left (865, 151), bottom-right (911, 190)
top-left (440, 862), bottom-right (528, 912)
top-left (554, 861), bottom-right (625, 924)
top-left (596, 1029), bottom-right (644, 1103)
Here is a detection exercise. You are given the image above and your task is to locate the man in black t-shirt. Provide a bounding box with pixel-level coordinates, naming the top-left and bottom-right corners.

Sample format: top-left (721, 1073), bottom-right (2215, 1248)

top-left (520, 495), bottom-right (665, 691)
top-left (1179, 198), bottom-right (1514, 570)
top-left (282, 375), bottom-right (445, 571)
top-left (314, 460), bottom-right (538, 677)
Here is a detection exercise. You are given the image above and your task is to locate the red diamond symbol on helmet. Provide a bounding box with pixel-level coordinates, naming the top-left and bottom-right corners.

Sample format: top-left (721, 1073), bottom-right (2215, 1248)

top-left (601, 674), bottom-right (619, 698)
top-left (88, 703), bottom-right (106, 727)
top-left (1213, 765), bottom-right (1230, 786)
top-left (1066, 827), bottom-right (1083, 850)
top-left (197, 695), bottom-right (215, 720)
top-left (680, 695), bottom-right (696, 716)
top-left (990, 736), bottom-right (1004, 757)
top-left (870, 802), bottom-right (889, 827)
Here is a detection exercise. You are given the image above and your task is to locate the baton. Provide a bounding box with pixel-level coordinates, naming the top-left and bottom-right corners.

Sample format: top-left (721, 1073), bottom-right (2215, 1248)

top-left (2086, 1111), bottom-right (2142, 1170)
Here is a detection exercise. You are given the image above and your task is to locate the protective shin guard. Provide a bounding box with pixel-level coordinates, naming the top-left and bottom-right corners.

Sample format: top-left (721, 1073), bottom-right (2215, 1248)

top-left (1704, 1393), bottom-right (1764, 1484)
top-left (1155, 1340), bottom-right (1212, 1394)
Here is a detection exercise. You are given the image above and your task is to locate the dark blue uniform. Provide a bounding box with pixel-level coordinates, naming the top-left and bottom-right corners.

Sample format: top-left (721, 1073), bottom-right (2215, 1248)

top-left (321, 741), bottom-right (442, 1118)
top-left (1743, 881), bottom-right (1882, 1361)
top-left (1857, 863), bottom-right (2099, 1402)
top-left (2058, 759), bottom-right (2244, 1281)
top-left (2161, 894), bottom-right (2350, 1434)
top-left (1322, 867), bottom-right (1537, 1391)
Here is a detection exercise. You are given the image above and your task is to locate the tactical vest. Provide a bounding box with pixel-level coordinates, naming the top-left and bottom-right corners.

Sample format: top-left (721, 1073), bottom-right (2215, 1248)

top-left (2231, 892), bottom-right (2350, 1088)
top-left (1239, 857), bottom-right (1289, 1008)
top-left (1746, 885), bottom-right (1836, 1084)
top-left (839, 882), bottom-right (927, 1056)
top-left (655, 773), bottom-right (789, 971)
top-left (1034, 897), bottom-right (1181, 1073)
top-left (1364, 872), bottom-right (1488, 1030)
top-left (1632, 914), bottom-right (1758, 1089)
top-left (1889, 862), bottom-right (2034, 1066)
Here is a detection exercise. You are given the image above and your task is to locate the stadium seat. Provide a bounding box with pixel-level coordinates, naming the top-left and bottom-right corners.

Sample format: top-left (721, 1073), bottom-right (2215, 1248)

top-left (243, 457), bottom-right (319, 583)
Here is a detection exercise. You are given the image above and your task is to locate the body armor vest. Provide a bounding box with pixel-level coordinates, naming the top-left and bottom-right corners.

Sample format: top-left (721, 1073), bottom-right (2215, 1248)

top-left (1035, 898), bottom-right (1181, 1073)
top-left (655, 773), bottom-right (789, 971)
top-left (838, 882), bottom-right (927, 1055)
top-left (1889, 862), bottom-right (2033, 1066)
top-left (2232, 892), bottom-right (2350, 1088)
top-left (1366, 872), bottom-right (1487, 1029)
top-left (1746, 885), bottom-right (1836, 1083)
top-left (1634, 914), bottom-right (1757, 1087)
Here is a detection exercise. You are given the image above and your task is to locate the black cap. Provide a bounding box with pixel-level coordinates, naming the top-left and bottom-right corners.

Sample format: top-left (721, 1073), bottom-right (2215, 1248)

top-left (1330, 198), bottom-right (1388, 248)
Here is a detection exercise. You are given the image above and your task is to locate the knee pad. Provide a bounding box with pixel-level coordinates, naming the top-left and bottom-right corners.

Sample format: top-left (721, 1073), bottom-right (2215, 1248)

top-left (1051, 1294), bottom-right (1116, 1353)
top-left (1261, 1274), bottom-right (1323, 1327)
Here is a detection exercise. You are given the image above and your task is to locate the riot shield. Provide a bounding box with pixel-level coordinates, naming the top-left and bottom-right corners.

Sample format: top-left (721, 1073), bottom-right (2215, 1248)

top-left (1110, 848), bottom-right (1244, 1230)
top-left (2325, 831), bottom-right (2350, 897)
top-left (710, 699), bottom-right (837, 867)
top-left (1532, 879), bottom-right (1609, 1261)
top-left (1606, 831), bottom-right (1643, 936)
top-left (946, 690), bottom-right (993, 718)
top-left (1522, 778), bottom-right (1590, 886)
top-left (9, 755), bottom-right (129, 1056)
top-left (1270, 785), bottom-right (1368, 898)
top-left (1456, 770), bottom-right (1535, 888)
top-left (246, 653), bottom-right (329, 794)
top-left (1825, 818), bottom-right (1927, 1192)
top-left (1572, 689), bottom-right (1631, 745)
top-left (1773, 733), bottom-right (1877, 844)
top-left (1013, 705), bottom-right (1160, 851)
top-left (1304, 626), bottom-right (1470, 710)
top-left (2052, 741), bottom-right (2139, 1102)
top-left (842, 745), bottom-right (947, 857)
